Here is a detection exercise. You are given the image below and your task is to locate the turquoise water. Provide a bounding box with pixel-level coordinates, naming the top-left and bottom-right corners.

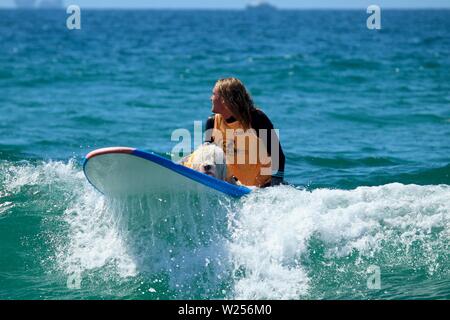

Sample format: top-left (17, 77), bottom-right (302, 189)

top-left (0, 9), bottom-right (449, 299)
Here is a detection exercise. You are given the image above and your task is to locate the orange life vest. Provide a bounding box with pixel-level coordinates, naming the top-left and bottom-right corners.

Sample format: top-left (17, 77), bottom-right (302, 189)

top-left (211, 114), bottom-right (272, 187)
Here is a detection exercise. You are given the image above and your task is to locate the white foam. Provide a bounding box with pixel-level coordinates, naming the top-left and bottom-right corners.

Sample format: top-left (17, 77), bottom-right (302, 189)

top-left (61, 190), bottom-right (137, 279)
top-left (105, 192), bottom-right (233, 297)
top-left (228, 183), bottom-right (450, 299)
top-left (2, 159), bottom-right (234, 296)
top-left (3, 159), bottom-right (448, 298)
top-left (3, 159), bottom-right (83, 192)
top-left (2, 159), bottom-right (138, 280)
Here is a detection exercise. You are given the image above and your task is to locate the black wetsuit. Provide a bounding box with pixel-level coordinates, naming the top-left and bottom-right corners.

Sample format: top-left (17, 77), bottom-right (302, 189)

top-left (204, 108), bottom-right (286, 184)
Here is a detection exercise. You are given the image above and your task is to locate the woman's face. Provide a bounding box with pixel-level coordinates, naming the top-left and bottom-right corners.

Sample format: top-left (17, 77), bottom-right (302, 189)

top-left (211, 86), bottom-right (232, 117)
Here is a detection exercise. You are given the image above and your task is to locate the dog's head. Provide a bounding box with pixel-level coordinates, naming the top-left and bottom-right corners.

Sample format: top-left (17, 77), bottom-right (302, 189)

top-left (190, 143), bottom-right (226, 180)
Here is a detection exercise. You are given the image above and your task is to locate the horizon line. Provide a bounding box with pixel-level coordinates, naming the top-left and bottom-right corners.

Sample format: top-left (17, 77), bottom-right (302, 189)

top-left (2, 7), bottom-right (450, 10)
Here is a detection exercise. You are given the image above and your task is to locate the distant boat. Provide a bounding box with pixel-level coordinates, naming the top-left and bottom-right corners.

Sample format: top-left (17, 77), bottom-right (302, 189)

top-left (38, 0), bottom-right (63, 9)
top-left (15, 0), bottom-right (63, 9)
top-left (15, 0), bottom-right (37, 8)
top-left (246, 1), bottom-right (277, 12)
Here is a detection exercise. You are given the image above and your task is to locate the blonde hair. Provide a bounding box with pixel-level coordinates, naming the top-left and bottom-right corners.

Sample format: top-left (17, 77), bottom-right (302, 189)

top-left (214, 78), bottom-right (256, 130)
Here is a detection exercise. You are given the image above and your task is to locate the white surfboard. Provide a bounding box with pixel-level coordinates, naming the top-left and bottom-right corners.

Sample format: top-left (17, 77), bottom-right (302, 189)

top-left (83, 147), bottom-right (252, 198)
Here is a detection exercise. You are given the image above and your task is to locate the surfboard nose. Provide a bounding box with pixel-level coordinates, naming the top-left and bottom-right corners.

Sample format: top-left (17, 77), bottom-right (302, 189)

top-left (86, 147), bottom-right (135, 160)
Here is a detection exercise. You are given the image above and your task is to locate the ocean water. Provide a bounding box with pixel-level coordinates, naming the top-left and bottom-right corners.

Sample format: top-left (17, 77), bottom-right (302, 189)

top-left (0, 9), bottom-right (449, 300)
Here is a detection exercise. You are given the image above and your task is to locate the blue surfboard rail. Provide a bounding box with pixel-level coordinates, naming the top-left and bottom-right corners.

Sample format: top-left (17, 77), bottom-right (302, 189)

top-left (83, 148), bottom-right (252, 198)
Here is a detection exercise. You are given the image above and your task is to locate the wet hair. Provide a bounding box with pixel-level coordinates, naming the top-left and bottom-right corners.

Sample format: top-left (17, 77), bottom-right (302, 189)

top-left (214, 78), bottom-right (256, 130)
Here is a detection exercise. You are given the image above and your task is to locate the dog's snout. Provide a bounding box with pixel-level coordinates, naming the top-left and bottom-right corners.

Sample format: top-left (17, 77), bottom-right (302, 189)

top-left (203, 164), bottom-right (212, 171)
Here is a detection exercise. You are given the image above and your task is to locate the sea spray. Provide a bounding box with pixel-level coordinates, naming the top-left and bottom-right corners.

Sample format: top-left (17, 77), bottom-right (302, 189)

top-left (104, 192), bottom-right (235, 298)
top-left (1, 160), bottom-right (449, 299)
top-left (228, 184), bottom-right (449, 299)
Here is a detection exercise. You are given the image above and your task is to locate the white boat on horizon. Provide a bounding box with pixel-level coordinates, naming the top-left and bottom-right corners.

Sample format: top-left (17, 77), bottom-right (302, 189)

top-left (14, 0), bottom-right (63, 9)
top-left (246, 1), bottom-right (278, 12)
